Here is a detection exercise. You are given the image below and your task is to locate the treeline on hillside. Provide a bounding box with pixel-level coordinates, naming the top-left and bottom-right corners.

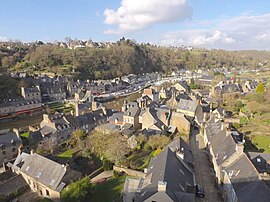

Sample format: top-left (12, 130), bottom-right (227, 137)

top-left (1, 39), bottom-right (270, 79)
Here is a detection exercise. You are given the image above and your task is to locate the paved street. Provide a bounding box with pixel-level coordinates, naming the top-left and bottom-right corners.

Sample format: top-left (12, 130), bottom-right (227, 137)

top-left (190, 129), bottom-right (223, 202)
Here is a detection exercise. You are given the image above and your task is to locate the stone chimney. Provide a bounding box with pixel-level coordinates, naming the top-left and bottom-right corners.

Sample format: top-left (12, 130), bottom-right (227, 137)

top-left (158, 181), bottom-right (167, 192)
top-left (176, 148), bottom-right (184, 160)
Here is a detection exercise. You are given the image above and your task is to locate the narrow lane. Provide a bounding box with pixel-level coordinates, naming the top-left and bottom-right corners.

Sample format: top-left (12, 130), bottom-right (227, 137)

top-left (190, 129), bottom-right (222, 202)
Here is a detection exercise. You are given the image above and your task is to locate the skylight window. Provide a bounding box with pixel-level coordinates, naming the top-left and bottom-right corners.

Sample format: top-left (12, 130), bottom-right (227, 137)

top-left (25, 166), bottom-right (30, 172)
top-left (36, 172), bottom-right (42, 179)
top-left (50, 179), bottom-right (55, 186)
top-left (257, 158), bottom-right (261, 163)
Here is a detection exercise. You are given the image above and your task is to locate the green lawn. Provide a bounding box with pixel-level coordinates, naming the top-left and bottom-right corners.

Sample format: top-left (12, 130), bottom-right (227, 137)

top-left (91, 175), bottom-right (126, 202)
top-left (20, 132), bottom-right (29, 139)
top-left (57, 149), bottom-right (74, 159)
top-left (252, 135), bottom-right (270, 153)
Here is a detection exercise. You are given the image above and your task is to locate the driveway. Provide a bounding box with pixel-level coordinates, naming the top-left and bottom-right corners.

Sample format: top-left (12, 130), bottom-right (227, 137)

top-left (190, 129), bottom-right (223, 202)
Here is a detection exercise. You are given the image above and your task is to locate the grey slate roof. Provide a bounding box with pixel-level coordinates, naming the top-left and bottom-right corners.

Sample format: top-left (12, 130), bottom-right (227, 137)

top-left (137, 147), bottom-right (195, 202)
top-left (123, 107), bottom-right (140, 117)
top-left (40, 125), bottom-right (56, 137)
top-left (13, 152), bottom-right (67, 192)
top-left (166, 137), bottom-right (194, 169)
top-left (225, 154), bottom-right (270, 202)
top-left (177, 99), bottom-right (197, 114)
top-left (0, 132), bottom-right (22, 147)
top-left (109, 112), bottom-right (123, 123)
top-left (247, 152), bottom-right (270, 173)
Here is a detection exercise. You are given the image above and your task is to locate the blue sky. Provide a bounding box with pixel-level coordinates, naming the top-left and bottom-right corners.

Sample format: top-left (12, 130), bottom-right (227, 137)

top-left (1, 0), bottom-right (270, 49)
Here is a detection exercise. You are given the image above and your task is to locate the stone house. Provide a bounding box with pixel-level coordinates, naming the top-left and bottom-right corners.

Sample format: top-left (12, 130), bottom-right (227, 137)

top-left (0, 131), bottom-right (22, 167)
top-left (176, 99), bottom-right (197, 117)
top-left (173, 81), bottom-right (190, 93)
top-left (21, 86), bottom-right (42, 102)
top-left (123, 138), bottom-right (196, 202)
top-left (12, 152), bottom-right (70, 200)
top-left (170, 112), bottom-right (191, 134)
top-left (142, 88), bottom-right (159, 102)
top-left (204, 118), bottom-right (244, 183)
top-left (39, 114), bottom-right (72, 146)
top-left (222, 153), bottom-right (270, 202)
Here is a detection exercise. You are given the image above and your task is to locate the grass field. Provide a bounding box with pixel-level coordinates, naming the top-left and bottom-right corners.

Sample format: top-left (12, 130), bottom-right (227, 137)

top-left (251, 135), bottom-right (270, 153)
top-left (91, 175), bottom-right (126, 202)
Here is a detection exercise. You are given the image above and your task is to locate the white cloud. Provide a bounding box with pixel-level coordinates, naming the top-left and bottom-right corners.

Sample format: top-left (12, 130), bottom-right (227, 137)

top-left (103, 0), bottom-right (192, 34)
top-left (160, 13), bottom-right (270, 50)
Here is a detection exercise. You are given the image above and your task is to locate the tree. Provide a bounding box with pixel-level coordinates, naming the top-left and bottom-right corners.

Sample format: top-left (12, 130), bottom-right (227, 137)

top-left (70, 129), bottom-right (86, 149)
top-left (61, 177), bottom-right (93, 202)
top-left (256, 82), bottom-right (265, 94)
top-left (147, 135), bottom-right (170, 150)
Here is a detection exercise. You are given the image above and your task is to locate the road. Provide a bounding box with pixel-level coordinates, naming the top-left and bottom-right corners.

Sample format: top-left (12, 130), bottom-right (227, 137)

top-left (190, 129), bottom-right (223, 202)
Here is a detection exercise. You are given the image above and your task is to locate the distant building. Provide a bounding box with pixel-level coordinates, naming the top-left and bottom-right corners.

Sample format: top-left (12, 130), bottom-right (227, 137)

top-left (21, 86), bottom-right (42, 102)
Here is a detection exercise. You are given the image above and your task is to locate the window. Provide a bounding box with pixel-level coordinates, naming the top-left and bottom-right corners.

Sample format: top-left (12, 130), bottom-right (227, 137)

top-left (2, 151), bottom-right (6, 155)
top-left (46, 189), bottom-right (50, 196)
top-left (1, 145), bottom-right (6, 150)
top-left (257, 158), bottom-right (261, 163)
top-left (12, 141), bottom-right (16, 147)
top-left (12, 148), bottom-right (16, 152)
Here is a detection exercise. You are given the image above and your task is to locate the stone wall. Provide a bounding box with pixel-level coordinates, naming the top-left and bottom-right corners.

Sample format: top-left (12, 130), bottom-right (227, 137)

top-left (113, 166), bottom-right (145, 178)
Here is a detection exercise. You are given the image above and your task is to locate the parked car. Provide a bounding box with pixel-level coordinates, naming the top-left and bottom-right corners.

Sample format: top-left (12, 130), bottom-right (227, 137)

top-left (196, 184), bottom-right (205, 198)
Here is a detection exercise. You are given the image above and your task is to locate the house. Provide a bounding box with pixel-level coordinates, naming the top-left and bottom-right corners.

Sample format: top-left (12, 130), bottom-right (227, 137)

top-left (141, 107), bottom-right (170, 134)
top-left (21, 86), bottom-right (42, 102)
top-left (212, 107), bottom-right (227, 119)
top-left (123, 107), bottom-right (141, 130)
top-left (0, 99), bottom-right (42, 120)
top-left (170, 112), bottom-right (191, 134)
top-left (142, 88), bottom-right (159, 102)
top-left (123, 138), bottom-right (196, 202)
top-left (173, 81), bottom-right (190, 93)
top-left (204, 119), bottom-right (244, 183)
top-left (39, 114), bottom-right (72, 146)
top-left (12, 152), bottom-right (69, 199)
top-left (242, 80), bottom-right (259, 93)
top-left (223, 153), bottom-right (270, 202)
top-left (176, 99), bottom-right (197, 117)
top-left (214, 81), bottom-right (242, 95)
top-left (247, 152), bottom-right (270, 174)
top-left (41, 83), bottom-right (66, 101)
top-left (0, 131), bottom-right (22, 167)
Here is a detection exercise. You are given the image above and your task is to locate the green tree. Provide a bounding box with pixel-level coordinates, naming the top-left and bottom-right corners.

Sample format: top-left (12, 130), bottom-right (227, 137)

top-left (61, 177), bottom-right (93, 202)
top-left (256, 82), bottom-right (265, 94)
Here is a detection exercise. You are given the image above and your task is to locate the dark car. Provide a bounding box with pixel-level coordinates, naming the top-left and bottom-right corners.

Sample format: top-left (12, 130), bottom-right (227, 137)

top-left (196, 185), bottom-right (205, 198)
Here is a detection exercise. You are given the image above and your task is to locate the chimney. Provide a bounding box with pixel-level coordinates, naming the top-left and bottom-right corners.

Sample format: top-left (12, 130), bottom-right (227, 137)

top-left (158, 181), bottom-right (167, 192)
top-left (236, 144), bottom-right (244, 155)
top-left (176, 148), bottom-right (184, 160)
top-left (30, 149), bottom-right (34, 155)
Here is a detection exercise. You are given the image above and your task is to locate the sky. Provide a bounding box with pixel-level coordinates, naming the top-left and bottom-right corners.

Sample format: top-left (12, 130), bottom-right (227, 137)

top-left (1, 0), bottom-right (270, 50)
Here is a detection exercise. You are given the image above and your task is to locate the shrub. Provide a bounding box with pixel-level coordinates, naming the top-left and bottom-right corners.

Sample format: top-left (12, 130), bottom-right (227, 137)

top-left (61, 177), bottom-right (93, 202)
top-left (102, 159), bottom-right (113, 171)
